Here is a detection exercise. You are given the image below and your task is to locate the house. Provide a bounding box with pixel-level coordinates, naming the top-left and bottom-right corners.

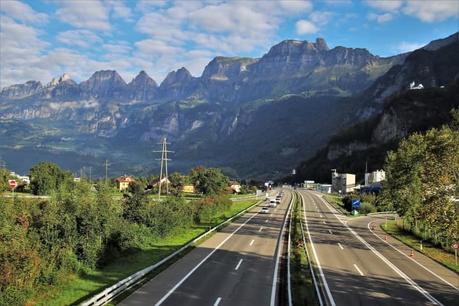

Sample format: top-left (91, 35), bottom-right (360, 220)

top-left (150, 177), bottom-right (171, 187)
top-left (331, 169), bottom-right (356, 194)
top-left (115, 176), bottom-right (135, 191)
top-left (182, 184), bottom-right (195, 193)
top-left (409, 81), bottom-right (424, 90)
top-left (230, 181), bottom-right (241, 193)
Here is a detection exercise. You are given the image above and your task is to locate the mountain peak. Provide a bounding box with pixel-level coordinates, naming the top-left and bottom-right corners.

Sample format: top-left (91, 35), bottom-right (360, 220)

top-left (161, 67), bottom-right (192, 87)
top-left (47, 73), bottom-right (73, 87)
top-left (131, 70), bottom-right (156, 84)
top-left (266, 38), bottom-right (330, 58)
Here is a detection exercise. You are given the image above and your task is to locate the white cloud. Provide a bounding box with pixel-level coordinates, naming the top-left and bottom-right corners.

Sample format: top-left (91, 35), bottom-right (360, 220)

top-left (310, 11), bottom-right (333, 26)
top-left (365, 0), bottom-right (402, 12)
top-left (296, 20), bottom-right (319, 34)
top-left (0, 0), bottom-right (48, 24)
top-left (403, 0), bottom-right (459, 22)
top-left (278, 0), bottom-right (313, 12)
top-left (106, 0), bottom-right (134, 21)
top-left (56, 1), bottom-right (110, 31)
top-left (57, 30), bottom-right (102, 49)
top-left (368, 12), bottom-right (393, 23)
top-left (397, 41), bottom-right (425, 53)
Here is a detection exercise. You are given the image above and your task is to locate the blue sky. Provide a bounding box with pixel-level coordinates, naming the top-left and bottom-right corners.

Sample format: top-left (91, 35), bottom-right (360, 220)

top-left (1, 0), bottom-right (458, 88)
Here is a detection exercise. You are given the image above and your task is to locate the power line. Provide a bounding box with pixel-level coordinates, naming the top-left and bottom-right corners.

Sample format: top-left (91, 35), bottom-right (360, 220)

top-left (154, 137), bottom-right (174, 199)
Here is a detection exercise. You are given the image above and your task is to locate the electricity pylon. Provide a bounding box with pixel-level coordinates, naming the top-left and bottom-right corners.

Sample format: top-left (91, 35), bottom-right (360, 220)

top-left (154, 137), bottom-right (173, 199)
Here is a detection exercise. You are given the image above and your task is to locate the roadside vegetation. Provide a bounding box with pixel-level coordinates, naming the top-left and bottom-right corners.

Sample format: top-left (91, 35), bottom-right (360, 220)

top-left (379, 109), bottom-right (458, 261)
top-left (291, 193), bottom-right (318, 306)
top-left (0, 162), bottom-right (258, 305)
top-left (382, 220), bottom-right (459, 273)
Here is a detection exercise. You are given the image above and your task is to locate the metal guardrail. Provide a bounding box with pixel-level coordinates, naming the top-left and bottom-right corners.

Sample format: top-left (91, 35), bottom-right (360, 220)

top-left (297, 192), bottom-right (325, 306)
top-left (80, 199), bottom-right (264, 306)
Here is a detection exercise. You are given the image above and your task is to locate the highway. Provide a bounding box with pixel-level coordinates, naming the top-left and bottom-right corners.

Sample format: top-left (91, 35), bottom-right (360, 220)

top-left (298, 189), bottom-right (459, 306)
top-left (119, 190), bottom-right (292, 306)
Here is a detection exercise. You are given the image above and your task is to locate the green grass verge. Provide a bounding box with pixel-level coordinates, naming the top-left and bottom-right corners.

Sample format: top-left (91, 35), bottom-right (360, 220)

top-left (381, 220), bottom-right (459, 274)
top-left (291, 193), bottom-right (318, 306)
top-left (323, 194), bottom-right (350, 215)
top-left (35, 199), bottom-right (259, 306)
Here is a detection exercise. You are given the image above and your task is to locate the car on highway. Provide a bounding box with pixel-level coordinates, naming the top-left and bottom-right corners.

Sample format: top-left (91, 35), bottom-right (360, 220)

top-left (269, 199), bottom-right (277, 207)
top-left (261, 207), bottom-right (269, 214)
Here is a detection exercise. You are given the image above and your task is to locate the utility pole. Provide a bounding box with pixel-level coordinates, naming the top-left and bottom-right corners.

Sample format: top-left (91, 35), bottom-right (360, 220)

top-left (154, 137), bottom-right (173, 200)
top-left (104, 160), bottom-right (110, 183)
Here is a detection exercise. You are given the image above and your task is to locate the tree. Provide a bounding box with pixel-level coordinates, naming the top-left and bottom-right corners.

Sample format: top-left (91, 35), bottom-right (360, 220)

top-left (0, 168), bottom-right (12, 192)
top-left (381, 117), bottom-right (459, 245)
top-left (190, 167), bottom-right (229, 195)
top-left (169, 172), bottom-right (184, 196)
top-left (29, 162), bottom-right (73, 195)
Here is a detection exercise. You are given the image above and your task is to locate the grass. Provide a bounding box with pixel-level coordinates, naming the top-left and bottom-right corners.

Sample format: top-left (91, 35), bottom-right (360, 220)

top-left (323, 194), bottom-right (350, 215)
top-left (34, 198), bottom-right (259, 306)
top-left (291, 193), bottom-right (318, 306)
top-left (381, 220), bottom-right (459, 274)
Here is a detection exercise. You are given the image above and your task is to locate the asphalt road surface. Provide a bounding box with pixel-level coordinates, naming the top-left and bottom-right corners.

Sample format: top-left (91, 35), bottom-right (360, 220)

top-left (298, 189), bottom-right (458, 306)
top-left (119, 190), bottom-right (292, 306)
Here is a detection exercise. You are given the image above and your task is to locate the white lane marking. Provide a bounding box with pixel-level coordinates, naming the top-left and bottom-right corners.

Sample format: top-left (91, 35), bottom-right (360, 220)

top-left (315, 194), bottom-right (443, 306)
top-left (154, 210), bottom-right (261, 306)
top-left (354, 264), bottom-right (364, 276)
top-left (213, 297), bottom-right (222, 306)
top-left (300, 193), bottom-right (336, 306)
top-left (250, 239), bottom-right (255, 246)
top-left (235, 259), bottom-right (243, 271)
top-left (287, 202), bottom-right (293, 306)
top-left (299, 205), bottom-right (324, 306)
top-left (259, 226), bottom-right (263, 232)
top-left (270, 191), bottom-right (294, 306)
top-left (328, 229), bottom-right (333, 235)
top-left (368, 222), bottom-right (459, 292)
top-left (338, 243), bottom-right (344, 250)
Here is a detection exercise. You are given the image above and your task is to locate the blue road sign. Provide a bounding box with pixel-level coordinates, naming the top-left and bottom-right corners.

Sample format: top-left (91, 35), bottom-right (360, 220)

top-left (352, 199), bottom-right (361, 209)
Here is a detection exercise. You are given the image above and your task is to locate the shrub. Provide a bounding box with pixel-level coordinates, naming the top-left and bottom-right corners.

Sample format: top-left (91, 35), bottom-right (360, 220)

top-left (359, 202), bottom-right (377, 214)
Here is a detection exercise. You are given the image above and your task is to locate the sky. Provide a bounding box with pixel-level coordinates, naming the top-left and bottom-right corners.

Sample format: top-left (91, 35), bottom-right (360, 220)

top-left (0, 0), bottom-right (458, 88)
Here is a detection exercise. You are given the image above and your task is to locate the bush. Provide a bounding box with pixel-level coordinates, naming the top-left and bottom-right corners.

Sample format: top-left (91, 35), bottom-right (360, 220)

top-left (359, 202), bottom-right (377, 214)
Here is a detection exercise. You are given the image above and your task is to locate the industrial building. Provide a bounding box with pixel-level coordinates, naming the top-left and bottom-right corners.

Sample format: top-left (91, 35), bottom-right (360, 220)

top-left (331, 169), bottom-right (356, 194)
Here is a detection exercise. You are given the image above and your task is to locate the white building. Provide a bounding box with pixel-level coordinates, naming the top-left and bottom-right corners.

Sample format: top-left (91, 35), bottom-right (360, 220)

top-left (331, 169), bottom-right (356, 194)
top-left (365, 169), bottom-right (386, 186)
top-left (304, 180), bottom-right (315, 189)
top-left (10, 171), bottom-right (30, 185)
top-left (409, 81), bottom-right (424, 90)
top-left (317, 184), bottom-right (332, 193)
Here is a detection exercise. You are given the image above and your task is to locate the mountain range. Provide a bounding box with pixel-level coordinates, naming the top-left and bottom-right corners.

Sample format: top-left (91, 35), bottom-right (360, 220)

top-left (1, 32), bottom-right (458, 179)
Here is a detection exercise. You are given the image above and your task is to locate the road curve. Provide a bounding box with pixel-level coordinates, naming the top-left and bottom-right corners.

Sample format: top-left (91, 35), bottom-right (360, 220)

top-left (298, 189), bottom-right (458, 306)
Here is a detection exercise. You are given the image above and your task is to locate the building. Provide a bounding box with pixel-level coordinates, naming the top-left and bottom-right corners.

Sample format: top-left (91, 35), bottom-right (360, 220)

top-left (331, 169), bottom-right (356, 194)
top-left (303, 180), bottom-right (315, 189)
top-left (317, 184), bottom-right (332, 193)
top-left (230, 181), bottom-right (241, 193)
top-left (115, 176), bottom-right (135, 191)
top-left (182, 184), bottom-right (195, 193)
top-left (364, 169), bottom-right (386, 186)
top-left (10, 172), bottom-right (30, 185)
top-left (409, 81), bottom-right (424, 90)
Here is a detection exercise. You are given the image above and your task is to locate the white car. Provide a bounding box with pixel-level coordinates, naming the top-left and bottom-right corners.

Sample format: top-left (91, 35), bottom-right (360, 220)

top-left (261, 207), bottom-right (270, 214)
